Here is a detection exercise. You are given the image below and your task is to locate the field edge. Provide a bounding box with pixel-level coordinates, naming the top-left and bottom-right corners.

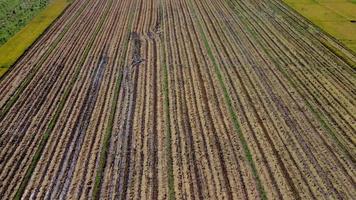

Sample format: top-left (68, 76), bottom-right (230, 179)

top-left (0, 0), bottom-right (71, 78)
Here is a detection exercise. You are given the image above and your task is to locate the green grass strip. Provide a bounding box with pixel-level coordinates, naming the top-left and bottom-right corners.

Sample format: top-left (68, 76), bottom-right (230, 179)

top-left (162, 43), bottom-right (176, 200)
top-left (159, 1), bottom-right (176, 199)
top-left (185, 0), bottom-right (267, 199)
top-left (92, 72), bottom-right (123, 200)
top-left (92, 3), bottom-right (136, 198)
top-left (13, 1), bottom-right (113, 198)
top-left (0, 0), bottom-right (87, 121)
top-left (0, 0), bottom-right (71, 77)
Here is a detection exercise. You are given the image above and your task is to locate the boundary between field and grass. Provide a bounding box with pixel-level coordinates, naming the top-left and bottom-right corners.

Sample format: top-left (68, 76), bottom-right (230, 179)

top-left (319, 39), bottom-right (356, 70)
top-left (227, 0), bottom-right (355, 164)
top-left (0, 0), bottom-right (71, 78)
top-left (13, 1), bottom-right (114, 198)
top-left (185, 0), bottom-right (268, 199)
top-left (279, 0), bottom-right (356, 69)
top-left (92, 1), bottom-right (136, 198)
top-left (273, 1), bottom-right (355, 162)
top-left (0, 0), bottom-right (88, 121)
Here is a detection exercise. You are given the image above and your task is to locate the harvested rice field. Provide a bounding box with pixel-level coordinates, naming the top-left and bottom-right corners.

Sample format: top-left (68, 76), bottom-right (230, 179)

top-left (0, 0), bottom-right (355, 199)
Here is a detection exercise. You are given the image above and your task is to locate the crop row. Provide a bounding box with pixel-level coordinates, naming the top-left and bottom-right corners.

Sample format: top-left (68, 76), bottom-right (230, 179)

top-left (0, 0), bottom-right (354, 199)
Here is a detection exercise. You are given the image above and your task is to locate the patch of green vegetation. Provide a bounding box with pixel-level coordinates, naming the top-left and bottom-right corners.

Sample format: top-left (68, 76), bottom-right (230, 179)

top-left (0, 0), bottom-right (72, 120)
top-left (0, 0), bottom-right (70, 78)
top-left (0, 68), bottom-right (6, 77)
top-left (283, 0), bottom-right (356, 52)
top-left (0, 0), bottom-right (49, 45)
